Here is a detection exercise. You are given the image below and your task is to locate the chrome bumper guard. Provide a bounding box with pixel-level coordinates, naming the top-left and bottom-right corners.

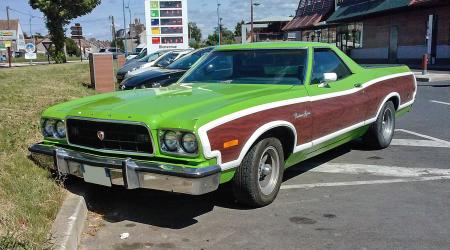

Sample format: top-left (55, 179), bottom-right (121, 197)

top-left (29, 143), bottom-right (220, 195)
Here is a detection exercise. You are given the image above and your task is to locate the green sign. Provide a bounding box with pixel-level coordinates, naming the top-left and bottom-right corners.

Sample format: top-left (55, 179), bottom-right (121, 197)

top-left (150, 1), bottom-right (159, 9)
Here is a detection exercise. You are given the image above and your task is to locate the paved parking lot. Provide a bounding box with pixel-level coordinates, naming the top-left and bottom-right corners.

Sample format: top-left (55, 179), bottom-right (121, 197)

top-left (75, 83), bottom-right (450, 250)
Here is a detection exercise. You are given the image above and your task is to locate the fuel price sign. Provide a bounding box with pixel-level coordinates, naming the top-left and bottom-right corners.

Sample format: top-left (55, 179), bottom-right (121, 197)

top-left (145, 0), bottom-right (189, 52)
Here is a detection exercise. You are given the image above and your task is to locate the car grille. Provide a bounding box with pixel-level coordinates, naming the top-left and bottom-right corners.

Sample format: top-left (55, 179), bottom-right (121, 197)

top-left (66, 118), bottom-right (153, 155)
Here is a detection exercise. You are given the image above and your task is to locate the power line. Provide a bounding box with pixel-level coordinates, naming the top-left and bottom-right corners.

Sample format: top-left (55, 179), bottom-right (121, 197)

top-left (7, 7), bottom-right (44, 19)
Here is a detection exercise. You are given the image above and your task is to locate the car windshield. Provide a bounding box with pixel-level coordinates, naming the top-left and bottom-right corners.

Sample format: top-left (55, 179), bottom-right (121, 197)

top-left (138, 51), bottom-right (162, 62)
top-left (166, 48), bottom-right (213, 70)
top-left (181, 49), bottom-right (308, 85)
top-left (134, 49), bottom-right (147, 60)
top-left (155, 52), bottom-right (180, 67)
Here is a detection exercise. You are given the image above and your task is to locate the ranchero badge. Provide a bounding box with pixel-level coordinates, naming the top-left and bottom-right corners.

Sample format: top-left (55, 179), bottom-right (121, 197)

top-left (97, 131), bottom-right (105, 141)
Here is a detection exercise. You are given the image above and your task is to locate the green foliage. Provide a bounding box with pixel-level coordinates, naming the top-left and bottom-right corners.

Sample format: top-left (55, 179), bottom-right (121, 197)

top-left (234, 20), bottom-right (245, 37)
top-left (206, 26), bottom-right (236, 46)
top-left (189, 22), bottom-right (202, 49)
top-left (0, 63), bottom-right (94, 249)
top-left (65, 37), bottom-right (81, 57)
top-left (111, 39), bottom-right (124, 50)
top-left (29, 0), bottom-right (101, 63)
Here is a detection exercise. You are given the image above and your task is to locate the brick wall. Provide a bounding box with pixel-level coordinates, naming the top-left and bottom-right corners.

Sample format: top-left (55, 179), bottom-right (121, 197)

top-left (362, 5), bottom-right (450, 48)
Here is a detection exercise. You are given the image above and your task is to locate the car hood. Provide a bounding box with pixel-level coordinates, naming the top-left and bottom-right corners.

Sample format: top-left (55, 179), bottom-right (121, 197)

top-left (45, 83), bottom-right (296, 129)
top-left (122, 68), bottom-right (185, 87)
top-left (126, 66), bottom-right (159, 78)
top-left (117, 61), bottom-right (145, 75)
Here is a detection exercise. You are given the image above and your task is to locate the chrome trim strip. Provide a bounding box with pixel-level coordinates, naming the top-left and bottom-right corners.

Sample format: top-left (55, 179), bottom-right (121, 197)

top-left (65, 116), bottom-right (156, 157)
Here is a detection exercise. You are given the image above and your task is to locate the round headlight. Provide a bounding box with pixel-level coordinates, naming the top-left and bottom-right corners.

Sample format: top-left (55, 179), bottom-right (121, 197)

top-left (163, 131), bottom-right (178, 151)
top-left (43, 119), bottom-right (56, 137)
top-left (181, 133), bottom-right (198, 154)
top-left (55, 120), bottom-right (66, 138)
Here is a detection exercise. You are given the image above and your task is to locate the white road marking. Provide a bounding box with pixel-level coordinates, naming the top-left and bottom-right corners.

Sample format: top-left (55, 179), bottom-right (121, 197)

top-left (395, 129), bottom-right (450, 146)
top-left (430, 100), bottom-right (450, 106)
top-left (391, 139), bottom-right (450, 148)
top-left (281, 176), bottom-right (450, 190)
top-left (306, 163), bottom-right (450, 178)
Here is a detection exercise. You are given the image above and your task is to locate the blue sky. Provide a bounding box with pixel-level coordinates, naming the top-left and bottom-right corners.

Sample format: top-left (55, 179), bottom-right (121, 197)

top-left (0, 0), bottom-right (299, 40)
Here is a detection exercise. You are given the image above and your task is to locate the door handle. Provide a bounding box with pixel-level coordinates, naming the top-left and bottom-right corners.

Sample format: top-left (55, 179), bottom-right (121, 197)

top-left (354, 83), bottom-right (362, 88)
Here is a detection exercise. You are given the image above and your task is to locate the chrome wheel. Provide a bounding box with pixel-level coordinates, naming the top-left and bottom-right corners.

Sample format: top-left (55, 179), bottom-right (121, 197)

top-left (381, 108), bottom-right (394, 140)
top-left (258, 146), bottom-right (280, 196)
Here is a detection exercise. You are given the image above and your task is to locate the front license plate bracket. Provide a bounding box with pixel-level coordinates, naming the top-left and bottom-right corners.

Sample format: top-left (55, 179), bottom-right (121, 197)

top-left (83, 165), bottom-right (112, 187)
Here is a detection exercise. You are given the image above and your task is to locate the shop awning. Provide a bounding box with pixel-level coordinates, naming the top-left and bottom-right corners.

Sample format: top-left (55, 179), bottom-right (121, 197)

top-left (283, 14), bottom-right (323, 31)
top-left (327, 0), bottom-right (412, 22)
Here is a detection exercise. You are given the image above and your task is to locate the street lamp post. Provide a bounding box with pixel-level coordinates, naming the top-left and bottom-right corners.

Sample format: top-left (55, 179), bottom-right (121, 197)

top-left (125, 3), bottom-right (133, 52)
top-left (122, 0), bottom-right (128, 56)
top-left (250, 1), bottom-right (260, 43)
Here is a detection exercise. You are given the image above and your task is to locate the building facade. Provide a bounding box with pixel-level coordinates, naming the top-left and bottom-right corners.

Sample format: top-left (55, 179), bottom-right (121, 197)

top-left (284, 0), bottom-right (450, 68)
top-left (242, 17), bottom-right (293, 43)
top-left (0, 19), bottom-right (26, 54)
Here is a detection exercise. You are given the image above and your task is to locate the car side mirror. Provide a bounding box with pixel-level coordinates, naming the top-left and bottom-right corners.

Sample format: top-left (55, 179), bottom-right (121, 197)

top-left (318, 72), bottom-right (337, 88)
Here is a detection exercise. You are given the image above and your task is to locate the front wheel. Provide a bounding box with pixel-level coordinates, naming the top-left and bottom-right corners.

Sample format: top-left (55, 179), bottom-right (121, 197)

top-left (232, 137), bottom-right (284, 207)
top-left (363, 101), bottom-right (396, 149)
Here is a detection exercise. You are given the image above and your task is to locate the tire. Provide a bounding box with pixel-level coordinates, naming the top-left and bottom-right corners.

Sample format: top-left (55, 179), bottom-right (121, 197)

top-left (232, 137), bottom-right (285, 207)
top-left (363, 101), bottom-right (396, 149)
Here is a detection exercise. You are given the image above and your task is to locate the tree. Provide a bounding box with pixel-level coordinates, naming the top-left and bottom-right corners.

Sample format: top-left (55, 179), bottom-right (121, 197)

top-left (206, 26), bottom-right (235, 46)
top-left (65, 38), bottom-right (81, 57)
top-left (29, 0), bottom-right (101, 63)
top-left (188, 22), bottom-right (202, 48)
top-left (234, 20), bottom-right (245, 37)
top-left (111, 39), bottom-right (124, 50)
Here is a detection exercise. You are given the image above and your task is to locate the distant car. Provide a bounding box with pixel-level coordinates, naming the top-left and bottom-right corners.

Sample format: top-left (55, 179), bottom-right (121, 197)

top-left (124, 50), bottom-right (191, 79)
top-left (119, 47), bottom-right (214, 90)
top-left (116, 50), bottom-right (169, 82)
top-left (126, 48), bottom-right (147, 61)
top-left (99, 47), bottom-right (124, 59)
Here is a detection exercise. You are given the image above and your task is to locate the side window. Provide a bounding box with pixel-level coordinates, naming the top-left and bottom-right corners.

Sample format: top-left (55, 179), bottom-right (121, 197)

top-left (311, 48), bottom-right (352, 84)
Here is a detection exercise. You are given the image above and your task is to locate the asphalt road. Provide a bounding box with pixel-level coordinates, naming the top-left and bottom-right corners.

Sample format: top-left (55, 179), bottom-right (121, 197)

top-left (75, 82), bottom-right (450, 250)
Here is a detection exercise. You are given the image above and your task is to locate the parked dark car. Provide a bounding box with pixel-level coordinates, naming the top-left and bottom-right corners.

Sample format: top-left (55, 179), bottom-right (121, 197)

top-left (116, 50), bottom-right (168, 82)
top-left (125, 48), bottom-right (147, 65)
top-left (119, 47), bottom-right (214, 90)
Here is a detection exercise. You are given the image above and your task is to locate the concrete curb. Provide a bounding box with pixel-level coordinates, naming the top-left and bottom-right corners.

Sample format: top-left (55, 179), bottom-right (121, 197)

top-left (415, 74), bottom-right (450, 82)
top-left (51, 192), bottom-right (87, 250)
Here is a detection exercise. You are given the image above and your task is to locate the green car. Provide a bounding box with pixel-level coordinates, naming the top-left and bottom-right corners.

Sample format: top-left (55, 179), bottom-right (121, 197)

top-left (29, 42), bottom-right (416, 207)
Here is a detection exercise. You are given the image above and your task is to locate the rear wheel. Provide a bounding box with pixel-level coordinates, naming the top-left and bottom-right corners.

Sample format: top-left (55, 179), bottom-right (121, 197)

top-left (232, 137), bottom-right (284, 207)
top-left (363, 101), bottom-right (396, 149)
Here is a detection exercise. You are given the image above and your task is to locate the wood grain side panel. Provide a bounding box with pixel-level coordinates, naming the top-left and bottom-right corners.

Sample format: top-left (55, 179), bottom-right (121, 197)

top-left (310, 91), bottom-right (365, 139)
top-left (207, 102), bottom-right (312, 163)
top-left (365, 75), bottom-right (416, 118)
top-left (206, 74), bottom-right (415, 165)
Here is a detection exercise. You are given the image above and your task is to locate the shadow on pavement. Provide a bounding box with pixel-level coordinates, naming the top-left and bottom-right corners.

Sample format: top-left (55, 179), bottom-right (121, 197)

top-left (63, 141), bottom-right (365, 230)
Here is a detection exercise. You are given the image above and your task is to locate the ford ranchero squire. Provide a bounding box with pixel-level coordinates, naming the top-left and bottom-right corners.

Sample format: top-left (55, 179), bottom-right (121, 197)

top-left (29, 42), bottom-right (416, 207)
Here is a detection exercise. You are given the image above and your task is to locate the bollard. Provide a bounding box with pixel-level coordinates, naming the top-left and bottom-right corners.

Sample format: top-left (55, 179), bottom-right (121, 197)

top-left (422, 54), bottom-right (428, 75)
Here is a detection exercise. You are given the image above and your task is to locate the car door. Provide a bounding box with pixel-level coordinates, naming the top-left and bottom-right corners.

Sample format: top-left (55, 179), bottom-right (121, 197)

top-left (306, 47), bottom-right (367, 144)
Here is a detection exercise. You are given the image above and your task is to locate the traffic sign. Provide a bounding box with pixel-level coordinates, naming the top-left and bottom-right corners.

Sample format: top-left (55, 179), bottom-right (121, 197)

top-left (71, 23), bottom-right (83, 39)
top-left (25, 52), bottom-right (37, 60)
top-left (25, 43), bottom-right (36, 53)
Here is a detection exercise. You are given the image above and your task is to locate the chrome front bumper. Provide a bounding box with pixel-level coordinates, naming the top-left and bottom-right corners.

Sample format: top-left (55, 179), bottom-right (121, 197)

top-left (29, 143), bottom-right (220, 195)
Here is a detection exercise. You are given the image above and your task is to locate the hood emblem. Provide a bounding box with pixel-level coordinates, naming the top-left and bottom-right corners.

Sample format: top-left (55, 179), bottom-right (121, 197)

top-left (97, 131), bottom-right (105, 141)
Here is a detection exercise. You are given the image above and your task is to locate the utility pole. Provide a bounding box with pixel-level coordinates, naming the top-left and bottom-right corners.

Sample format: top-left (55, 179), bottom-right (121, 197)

top-left (217, 0), bottom-right (221, 46)
top-left (6, 6), bottom-right (11, 68)
top-left (110, 16), bottom-right (117, 49)
top-left (122, 0), bottom-right (128, 56)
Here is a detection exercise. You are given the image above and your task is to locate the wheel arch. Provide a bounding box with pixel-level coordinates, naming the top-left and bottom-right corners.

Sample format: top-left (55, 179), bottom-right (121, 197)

top-left (219, 121), bottom-right (297, 170)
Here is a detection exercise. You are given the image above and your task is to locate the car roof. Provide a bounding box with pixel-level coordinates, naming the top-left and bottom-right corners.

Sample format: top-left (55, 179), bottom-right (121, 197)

top-left (215, 42), bottom-right (333, 51)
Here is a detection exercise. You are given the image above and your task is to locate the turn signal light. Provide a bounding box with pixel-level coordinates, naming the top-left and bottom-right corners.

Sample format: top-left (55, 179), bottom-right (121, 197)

top-left (223, 139), bottom-right (239, 149)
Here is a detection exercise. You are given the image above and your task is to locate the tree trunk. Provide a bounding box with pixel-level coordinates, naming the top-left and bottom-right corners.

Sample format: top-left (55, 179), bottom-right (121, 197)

top-left (46, 17), bottom-right (67, 63)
